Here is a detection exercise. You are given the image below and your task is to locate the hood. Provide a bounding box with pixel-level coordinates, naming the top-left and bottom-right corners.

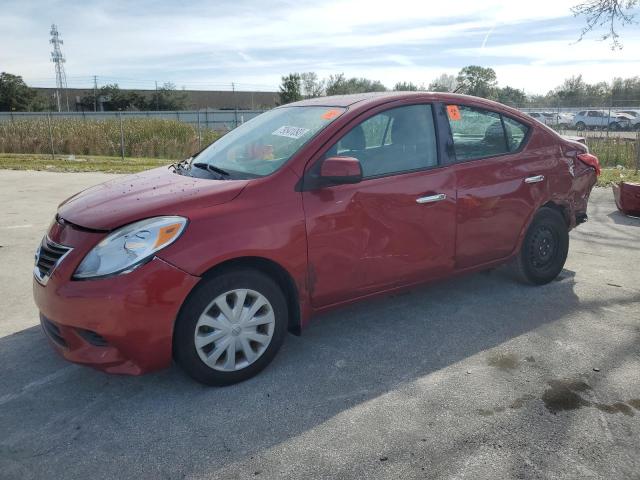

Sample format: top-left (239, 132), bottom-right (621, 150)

top-left (58, 166), bottom-right (249, 230)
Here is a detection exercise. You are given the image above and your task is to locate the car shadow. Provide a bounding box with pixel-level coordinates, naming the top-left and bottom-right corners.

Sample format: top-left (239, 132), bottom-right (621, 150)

top-left (0, 266), bottom-right (627, 479)
top-left (607, 209), bottom-right (640, 227)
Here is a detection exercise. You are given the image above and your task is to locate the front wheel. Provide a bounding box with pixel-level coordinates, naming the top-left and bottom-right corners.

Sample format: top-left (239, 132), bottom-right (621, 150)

top-left (609, 122), bottom-right (621, 131)
top-left (512, 207), bottom-right (569, 285)
top-left (174, 269), bottom-right (287, 386)
top-left (575, 121), bottom-right (586, 131)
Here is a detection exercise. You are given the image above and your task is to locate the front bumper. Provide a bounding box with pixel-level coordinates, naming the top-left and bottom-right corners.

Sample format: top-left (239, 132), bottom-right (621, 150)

top-left (32, 220), bottom-right (200, 375)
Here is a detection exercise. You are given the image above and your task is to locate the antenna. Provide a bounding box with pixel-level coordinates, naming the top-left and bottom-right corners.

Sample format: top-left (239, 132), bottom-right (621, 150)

top-left (50, 24), bottom-right (69, 112)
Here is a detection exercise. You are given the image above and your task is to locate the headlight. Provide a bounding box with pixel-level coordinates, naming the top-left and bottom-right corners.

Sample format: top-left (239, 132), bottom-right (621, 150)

top-left (73, 216), bottom-right (187, 279)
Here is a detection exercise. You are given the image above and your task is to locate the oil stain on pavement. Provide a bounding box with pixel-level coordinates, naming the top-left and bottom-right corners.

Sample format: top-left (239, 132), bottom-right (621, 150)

top-left (477, 376), bottom-right (640, 417)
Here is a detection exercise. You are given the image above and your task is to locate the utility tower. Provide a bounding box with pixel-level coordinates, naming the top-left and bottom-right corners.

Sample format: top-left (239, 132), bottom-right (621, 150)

top-left (50, 24), bottom-right (69, 112)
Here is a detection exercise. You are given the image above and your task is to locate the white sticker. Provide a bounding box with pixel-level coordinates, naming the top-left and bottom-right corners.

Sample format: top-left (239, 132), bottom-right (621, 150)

top-left (272, 126), bottom-right (310, 139)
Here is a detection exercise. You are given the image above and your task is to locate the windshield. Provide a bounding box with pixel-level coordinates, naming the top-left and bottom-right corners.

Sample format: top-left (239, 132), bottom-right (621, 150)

top-left (192, 106), bottom-right (346, 178)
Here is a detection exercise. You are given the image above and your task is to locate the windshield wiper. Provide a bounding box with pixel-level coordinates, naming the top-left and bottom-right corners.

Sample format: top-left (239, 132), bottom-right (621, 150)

top-left (192, 162), bottom-right (231, 178)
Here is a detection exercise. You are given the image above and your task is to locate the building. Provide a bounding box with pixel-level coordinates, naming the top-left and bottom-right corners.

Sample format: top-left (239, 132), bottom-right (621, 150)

top-left (33, 87), bottom-right (279, 111)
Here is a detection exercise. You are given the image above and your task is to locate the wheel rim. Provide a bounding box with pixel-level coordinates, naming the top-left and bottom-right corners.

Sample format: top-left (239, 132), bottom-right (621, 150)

top-left (529, 225), bottom-right (558, 270)
top-left (194, 289), bottom-right (275, 372)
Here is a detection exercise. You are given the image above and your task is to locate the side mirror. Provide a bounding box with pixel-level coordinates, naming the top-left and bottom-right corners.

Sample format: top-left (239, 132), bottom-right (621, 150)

top-left (319, 156), bottom-right (363, 185)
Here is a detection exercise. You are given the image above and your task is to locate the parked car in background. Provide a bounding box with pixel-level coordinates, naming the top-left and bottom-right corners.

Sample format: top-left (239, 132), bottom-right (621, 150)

top-left (616, 110), bottom-right (640, 130)
top-left (555, 112), bottom-right (574, 128)
top-left (528, 112), bottom-right (573, 129)
top-left (33, 92), bottom-right (600, 386)
top-left (528, 112), bottom-right (554, 126)
top-left (571, 110), bottom-right (631, 131)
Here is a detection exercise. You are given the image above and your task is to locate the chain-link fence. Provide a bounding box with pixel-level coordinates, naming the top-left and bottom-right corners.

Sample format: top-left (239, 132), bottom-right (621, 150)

top-left (0, 106), bottom-right (638, 170)
top-left (0, 110), bottom-right (265, 161)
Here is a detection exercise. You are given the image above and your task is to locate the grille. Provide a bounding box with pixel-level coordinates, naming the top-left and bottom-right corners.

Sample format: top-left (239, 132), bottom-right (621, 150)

top-left (34, 237), bottom-right (71, 285)
top-left (40, 315), bottom-right (67, 348)
top-left (76, 328), bottom-right (109, 347)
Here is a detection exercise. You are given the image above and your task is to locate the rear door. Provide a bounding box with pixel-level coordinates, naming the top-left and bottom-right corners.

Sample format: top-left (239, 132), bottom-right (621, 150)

top-left (302, 103), bottom-right (456, 307)
top-left (444, 104), bottom-right (553, 269)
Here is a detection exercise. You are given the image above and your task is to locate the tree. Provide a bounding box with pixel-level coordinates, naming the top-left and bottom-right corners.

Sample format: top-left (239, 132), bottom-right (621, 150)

top-left (456, 66), bottom-right (498, 99)
top-left (427, 73), bottom-right (457, 92)
top-left (151, 82), bottom-right (189, 110)
top-left (87, 84), bottom-right (148, 111)
top-left (611, 76), bottom-right (640, 103)
top-left (572, 0), bottom-right (638, 49)
top-left (393, 81), bottom-right (419, 91)
top-left (325, 74), bottom-right (387, 95)
top-left (300, 72), bottom-right (324, 98)
top-left (496, 86), bottom-right (527, 106)
top-left (0, 72), bottom-right (42, 111)
top-left (553, 75), bottom-right (588, 106)
top-left (279, 73), bottom-right (302, 104)
top-left (325, 74), bottom-right (348, 95)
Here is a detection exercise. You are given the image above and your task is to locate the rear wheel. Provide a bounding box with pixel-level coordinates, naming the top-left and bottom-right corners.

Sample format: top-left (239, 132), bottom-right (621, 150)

top-left (512, 207), bottom-right (569, 285)
top-left (609, 122), bottom-right (621, 131)
top-left (174, 269), bottom-right (287, 386)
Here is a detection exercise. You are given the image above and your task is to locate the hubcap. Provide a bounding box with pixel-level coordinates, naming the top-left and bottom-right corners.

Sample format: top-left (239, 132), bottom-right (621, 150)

top-left (530, 226), bottom-right (557, 269)
top-left (194, 289), bottom-right (275, 372)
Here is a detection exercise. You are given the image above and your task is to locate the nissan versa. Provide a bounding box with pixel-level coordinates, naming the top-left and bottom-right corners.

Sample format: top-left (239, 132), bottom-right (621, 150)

top-left (33, 92), bottom-right (599, 385)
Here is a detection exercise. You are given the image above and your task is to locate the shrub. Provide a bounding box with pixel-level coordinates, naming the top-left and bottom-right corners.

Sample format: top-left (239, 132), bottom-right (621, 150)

top-left (0, 118), bottom-right (221, 159)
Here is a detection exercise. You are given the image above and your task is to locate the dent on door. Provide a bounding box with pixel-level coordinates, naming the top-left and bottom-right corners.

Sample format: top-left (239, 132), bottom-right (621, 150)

top-left (304, 169), bottom-right (456, 307)
top-left (453, 147), bottom-right (554, 269)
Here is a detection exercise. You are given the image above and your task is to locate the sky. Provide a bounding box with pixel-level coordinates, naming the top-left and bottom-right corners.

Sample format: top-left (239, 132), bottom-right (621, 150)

top-left (1, 0), bottom-right (639, 94)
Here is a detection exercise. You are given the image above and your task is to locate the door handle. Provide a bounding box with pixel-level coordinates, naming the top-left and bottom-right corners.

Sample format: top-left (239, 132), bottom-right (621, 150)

top-left (524, 175), bottom-right (545, 184)
top-left (416, 193), bottom-right (447, 204)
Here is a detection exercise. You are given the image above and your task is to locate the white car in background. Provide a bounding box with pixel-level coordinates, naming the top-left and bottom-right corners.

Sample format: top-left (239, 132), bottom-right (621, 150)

top-left (527, 112), bottom-right (554, 126)
top-left (527, 112), bottom-right (573, 128)
top-left (555, 112), bottom-right (574, 128)
top-left (617, 110), bottom-right (640, 130)
top-left (571, 110), bottom-right (631, 131)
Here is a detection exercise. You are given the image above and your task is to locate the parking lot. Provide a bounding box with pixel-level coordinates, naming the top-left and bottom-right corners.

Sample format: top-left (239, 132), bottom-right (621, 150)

top-left (0, 170), bottom-right (639, 479)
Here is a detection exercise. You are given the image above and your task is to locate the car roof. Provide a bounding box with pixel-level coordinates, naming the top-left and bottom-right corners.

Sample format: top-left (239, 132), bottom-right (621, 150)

top-left (281, 91), bottom-right (530, 120)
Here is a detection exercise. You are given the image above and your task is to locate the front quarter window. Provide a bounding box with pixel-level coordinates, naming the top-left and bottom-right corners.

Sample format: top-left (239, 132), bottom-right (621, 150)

top-left (192, 106), bottom-right (345, 178)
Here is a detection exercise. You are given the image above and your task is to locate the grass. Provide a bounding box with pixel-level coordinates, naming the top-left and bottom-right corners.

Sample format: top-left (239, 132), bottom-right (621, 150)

top-left (0, 153), bottom-right (170, 173)
top-left (598, 167), bottom-right (640, 186)
top-left (586, 135), bottom-right (639, 169)
top-left (0, 118), bottom-right (221, 159)
top-left (3, 154), bottom-right (638, 188)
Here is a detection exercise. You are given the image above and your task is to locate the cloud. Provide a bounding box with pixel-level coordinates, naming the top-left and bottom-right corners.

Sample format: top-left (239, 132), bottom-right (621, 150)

top-left (1, 0), bottom-right (638, 94)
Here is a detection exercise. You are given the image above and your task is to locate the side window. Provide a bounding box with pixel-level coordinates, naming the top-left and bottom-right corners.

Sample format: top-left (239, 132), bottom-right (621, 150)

top-left (447, 105), bottom-right (508, 161)
top-left (327, 104), bottom-right (438, 178)
top-left (502, 116), bottom-right (529, 151)
top-left (577, 111), bottom-right (586, 116)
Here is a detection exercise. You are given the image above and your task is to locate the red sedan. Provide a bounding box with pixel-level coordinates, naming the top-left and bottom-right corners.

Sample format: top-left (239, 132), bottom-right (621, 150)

top-left (33, 92), bottom-right (599, 385)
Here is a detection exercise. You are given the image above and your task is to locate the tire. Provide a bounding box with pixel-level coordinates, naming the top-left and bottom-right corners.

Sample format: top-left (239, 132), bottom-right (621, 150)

top-left (174, 268), bottom-right (288, 386)
top-left (609, 122), bottom-right (620, 131)
top-left (512, 207), bottom-right (569, 285)
top-left (575, 121), bottom-right (586, 131)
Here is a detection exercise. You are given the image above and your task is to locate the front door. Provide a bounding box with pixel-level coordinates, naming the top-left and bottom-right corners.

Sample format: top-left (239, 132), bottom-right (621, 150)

top-left (302, 103), bottom-right (456, 308)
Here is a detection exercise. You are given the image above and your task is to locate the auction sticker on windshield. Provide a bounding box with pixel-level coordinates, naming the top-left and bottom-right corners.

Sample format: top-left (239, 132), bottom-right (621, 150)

top-left (272, 126), bottom-right (310, 139)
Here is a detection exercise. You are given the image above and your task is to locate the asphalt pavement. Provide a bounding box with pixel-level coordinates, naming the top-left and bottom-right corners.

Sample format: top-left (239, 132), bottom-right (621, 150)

top-left (0, 170), bottom-right (638, 479)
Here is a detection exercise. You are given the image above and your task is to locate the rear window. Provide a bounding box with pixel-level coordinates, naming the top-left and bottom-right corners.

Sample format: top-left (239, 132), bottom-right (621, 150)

top-left (446, 105), bottom-right (529, 161)
top-left (502, 116), bottom-right (529, 151)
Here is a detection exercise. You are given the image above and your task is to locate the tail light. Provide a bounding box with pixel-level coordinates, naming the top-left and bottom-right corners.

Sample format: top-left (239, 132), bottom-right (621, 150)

top-left (577, 153), bottom-right (601, 176)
